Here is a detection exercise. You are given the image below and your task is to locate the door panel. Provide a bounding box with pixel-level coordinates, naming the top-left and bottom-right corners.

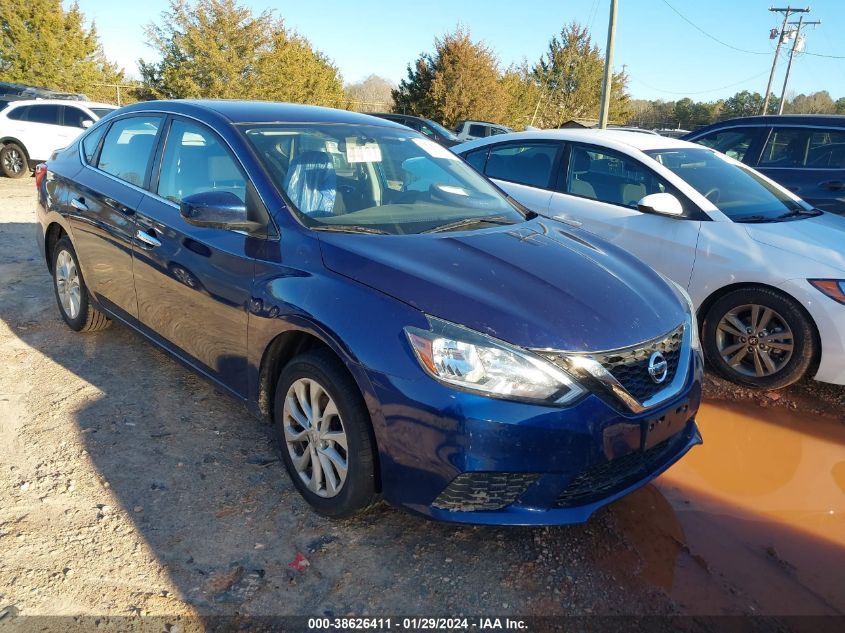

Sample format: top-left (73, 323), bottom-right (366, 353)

top-left (64, 169), bottom-right (141, 318)
top-left (133, 197), bottom-right (254, 395)
top-left (131, 118), bottom-right (257, 395)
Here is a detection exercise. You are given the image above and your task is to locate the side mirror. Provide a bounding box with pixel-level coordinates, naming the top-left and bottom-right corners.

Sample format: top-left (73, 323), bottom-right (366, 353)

top-left (81, 120), bottom-right (94, 129)
top-left (637, 192), bottom-right (684, 217)
top-left (179, 191), bottom-right (264, 233)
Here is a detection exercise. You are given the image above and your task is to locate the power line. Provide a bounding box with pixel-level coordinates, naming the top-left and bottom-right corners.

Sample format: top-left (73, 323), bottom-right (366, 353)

top-left (659, 0), bottom-right (769, 55)
top-left (631, 69), bottom-right (772, 96)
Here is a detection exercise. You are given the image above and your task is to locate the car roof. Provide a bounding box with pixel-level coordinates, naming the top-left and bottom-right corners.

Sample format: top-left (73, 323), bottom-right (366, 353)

top-left (689, 114), bottom-right (845, 135)
top-left (3, 99), bottom-right (117, 109)
top-left (454, 128), bottom-right (697, 154)
top-left (119, 100), bottom-right (408, 129)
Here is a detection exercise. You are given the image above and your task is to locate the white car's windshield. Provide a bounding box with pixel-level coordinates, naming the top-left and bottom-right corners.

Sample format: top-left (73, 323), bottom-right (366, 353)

top-left (645, 147), bottom-right (819, 223)
top-left (242, 123), bottom-right (526, 234)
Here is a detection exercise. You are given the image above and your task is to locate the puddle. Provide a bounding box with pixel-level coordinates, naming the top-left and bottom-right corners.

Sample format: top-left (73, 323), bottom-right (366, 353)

top-left (612, 400), bottom-right (845, 615)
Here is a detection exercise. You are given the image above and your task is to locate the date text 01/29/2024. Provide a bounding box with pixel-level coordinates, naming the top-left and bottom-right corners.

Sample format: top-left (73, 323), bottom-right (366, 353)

top-left (307, 617), bottom-right (528, 630)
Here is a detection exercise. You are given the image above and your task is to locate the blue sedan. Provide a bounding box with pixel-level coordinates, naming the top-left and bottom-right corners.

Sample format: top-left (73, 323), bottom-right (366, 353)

top-left (35, 100), bottom-right (702, 524)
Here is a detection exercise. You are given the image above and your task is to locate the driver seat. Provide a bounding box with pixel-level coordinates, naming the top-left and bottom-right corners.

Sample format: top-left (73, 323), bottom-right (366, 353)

top-left (283, 151), bottom-right (337, 216)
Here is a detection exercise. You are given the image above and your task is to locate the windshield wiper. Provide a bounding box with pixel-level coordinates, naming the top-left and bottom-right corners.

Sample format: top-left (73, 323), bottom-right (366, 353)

top-left (423, 215), bottom-right (519, 234)
top-left (733, 215), bottom-right (775, 223)
top-left (776, 208), bottom-right (823, 220)
top-left (312, 225), bottom-right (389, 235)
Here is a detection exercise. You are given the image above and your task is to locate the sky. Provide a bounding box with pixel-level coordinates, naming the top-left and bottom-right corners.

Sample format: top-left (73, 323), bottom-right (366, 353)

top-left (72, 0), bottom-right (845, 102)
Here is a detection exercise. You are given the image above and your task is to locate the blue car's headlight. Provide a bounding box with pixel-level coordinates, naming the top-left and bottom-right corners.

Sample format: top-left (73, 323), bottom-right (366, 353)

top-left (661, 275), bottom-right (700, 351)
top-left (405, 317), bottom-right (585, 405)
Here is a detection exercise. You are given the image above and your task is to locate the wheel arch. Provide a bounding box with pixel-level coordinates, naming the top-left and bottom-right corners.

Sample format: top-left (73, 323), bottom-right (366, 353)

top-left (44, 222), bottom-right (68, 273)
top-left (0, 137), bottom-right (31, 161)
top-left (697, 281), bottom-right (822, 367)
top-left (257, 326), bottom-right (383, 492)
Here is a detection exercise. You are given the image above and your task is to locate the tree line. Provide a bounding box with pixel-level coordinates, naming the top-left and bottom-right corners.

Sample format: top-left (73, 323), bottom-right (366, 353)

top-left (1, 0), bottom-right (842, 131)
top-left (629, 90), bottom-right (845, 131)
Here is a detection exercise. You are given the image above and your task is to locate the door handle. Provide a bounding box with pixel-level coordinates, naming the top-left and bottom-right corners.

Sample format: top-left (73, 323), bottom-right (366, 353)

top-left (70, 197), bottom-right (88, 211)
top-left (819, 180), bottom-right (844, 191)
top-left (136, 229), bottom-right (161, 248)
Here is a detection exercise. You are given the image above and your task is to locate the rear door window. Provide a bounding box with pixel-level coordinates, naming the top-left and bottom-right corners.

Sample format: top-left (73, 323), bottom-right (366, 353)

top-left (695, 127), bottom-right (759, 162)
top-left (758, 128), bottom-right (812, 168)
top-left (25, 105), bottom-right (61, 125)
top-left (484, 142), bottom-right (558, 189)
top-left (97, 116), bottom-right (162, 186)
top-left (6, 105), bottom-right (30, 121)
top-left (469, 124), bottom-right (487, 138)
top-left (806, 129), bottom-right (845, 168)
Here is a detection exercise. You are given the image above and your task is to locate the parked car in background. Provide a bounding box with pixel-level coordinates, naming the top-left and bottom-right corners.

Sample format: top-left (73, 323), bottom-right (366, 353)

top-left (0, 99), bottom-right (117, 178)
top-left (683, 115), bottom-right (845, 215)
top-left (35, 100), bottom-right (702, 525)
top-left (454, 120), bottom-right (512, 141)
top-left (370, 113), bottom-right (459, 147)
top-left (455, 129), bottom-right (845, 389)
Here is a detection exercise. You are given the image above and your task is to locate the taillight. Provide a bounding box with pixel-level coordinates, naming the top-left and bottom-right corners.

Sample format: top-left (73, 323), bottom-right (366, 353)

top-left (35, 163), bottom-right (47, 189)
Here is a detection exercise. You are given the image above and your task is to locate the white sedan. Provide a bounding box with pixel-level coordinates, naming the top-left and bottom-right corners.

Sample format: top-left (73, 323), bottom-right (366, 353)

top-left (454, 129), bottom-right (845, 389)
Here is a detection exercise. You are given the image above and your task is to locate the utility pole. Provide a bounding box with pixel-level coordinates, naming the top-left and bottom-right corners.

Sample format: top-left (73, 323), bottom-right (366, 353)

top-left (778, 16), bottom-right (821, 114)
top-left (761, 6), bottom-right (810, 115)
top-left (597, 0), bottom-right (618, 129)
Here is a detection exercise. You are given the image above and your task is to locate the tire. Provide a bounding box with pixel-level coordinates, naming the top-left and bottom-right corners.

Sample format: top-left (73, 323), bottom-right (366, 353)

top-left (1, 143), bottom-right (29, 178)
top-left (701, 287), bottom-right (816, 389)
top-left (273, 349), bottom-right (378, 518)
top-left (51, 237), bottom-right (111, 332)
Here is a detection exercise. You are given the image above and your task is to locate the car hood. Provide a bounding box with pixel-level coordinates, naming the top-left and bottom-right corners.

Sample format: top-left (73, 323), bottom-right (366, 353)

top-left (317, 219), bottom-right (686, 352)
top-left (744, 213), bottom-right (845, 274)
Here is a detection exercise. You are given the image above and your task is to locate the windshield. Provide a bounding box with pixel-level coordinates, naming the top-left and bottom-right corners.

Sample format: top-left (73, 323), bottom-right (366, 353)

top-left (645, 147), bottom-right (813, 223)
top-left (425, 119), bottom-right (459, 141)
top-left (241, 123), bottom-right (525, 234)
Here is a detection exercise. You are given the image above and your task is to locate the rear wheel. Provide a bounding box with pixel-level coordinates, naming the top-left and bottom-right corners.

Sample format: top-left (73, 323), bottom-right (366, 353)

top-left (1, 143), bottom-right (28, 178)
top-left (273, 349), bottom-right (378, 517)
top-left (52, 237), bottom-right (111, 332)
top-left (702, 287), bottom-right (816, 389)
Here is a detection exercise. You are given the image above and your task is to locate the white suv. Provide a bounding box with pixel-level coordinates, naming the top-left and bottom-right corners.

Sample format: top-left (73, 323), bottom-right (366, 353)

top-left (454, 120), bottom-right (512, 141)
top-left (0, 99), bottom-right (116, 178)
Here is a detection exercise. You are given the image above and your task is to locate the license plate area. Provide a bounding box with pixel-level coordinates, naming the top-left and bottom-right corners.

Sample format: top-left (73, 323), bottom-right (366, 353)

top-left (643, 400), bottom-right (692, 450)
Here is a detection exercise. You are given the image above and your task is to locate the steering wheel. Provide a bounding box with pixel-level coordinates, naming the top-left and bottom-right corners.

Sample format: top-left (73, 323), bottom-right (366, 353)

top-left (703, 187), bottom-right (721, 203)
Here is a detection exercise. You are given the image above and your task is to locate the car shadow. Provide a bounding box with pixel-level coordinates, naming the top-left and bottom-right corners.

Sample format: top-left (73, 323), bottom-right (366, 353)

top-left (3, 218), bottom-right (845, 622)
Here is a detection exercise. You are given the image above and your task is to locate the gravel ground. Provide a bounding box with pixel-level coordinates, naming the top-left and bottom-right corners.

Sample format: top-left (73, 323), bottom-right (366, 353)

top-left (0, 175), bottom-right (841, 631)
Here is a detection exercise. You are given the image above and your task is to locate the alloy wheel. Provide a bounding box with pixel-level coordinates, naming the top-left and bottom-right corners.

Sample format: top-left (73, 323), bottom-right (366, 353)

top-left (715, 304), bottom-right (794, 378)
top-left (283, 377), bottom-right (349, 498)
top-left (2, 148), bottom-right (23, 175)
top-left (55, 250), bottom-right (81, 320)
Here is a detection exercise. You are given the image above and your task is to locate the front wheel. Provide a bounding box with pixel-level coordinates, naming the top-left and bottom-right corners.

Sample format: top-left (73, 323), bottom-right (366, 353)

top-left (1, 143), bottom-right (29, 178)
top-left (273, 350), bottom-right (379, 517)
top-left (701, 287), bottom-right (816, 389)
top-left (52, 237), bottom-right (111, 332)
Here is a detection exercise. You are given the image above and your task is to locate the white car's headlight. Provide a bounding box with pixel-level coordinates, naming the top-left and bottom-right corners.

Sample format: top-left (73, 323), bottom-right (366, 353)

top-left (661, 275), bottom-right (700, 351)
top-left (405, 317), bottom-right (585, 405)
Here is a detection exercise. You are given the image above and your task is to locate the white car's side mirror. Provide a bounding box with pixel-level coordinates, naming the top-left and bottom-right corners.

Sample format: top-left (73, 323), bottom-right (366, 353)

top-left (81, 120), bottom-right (94, 129)
top-left (637, 192), bottom-right (684, 217)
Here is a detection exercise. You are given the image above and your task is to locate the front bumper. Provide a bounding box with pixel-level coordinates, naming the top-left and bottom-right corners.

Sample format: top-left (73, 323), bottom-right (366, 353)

top-left (780, 278), bottom-right (845, 385)
top-left (368, 351), bottom-right (703, 525)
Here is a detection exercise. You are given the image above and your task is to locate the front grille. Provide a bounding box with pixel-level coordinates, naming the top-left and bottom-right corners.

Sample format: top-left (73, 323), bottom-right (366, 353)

top-left (432, 472), bottom-right (539, 511)
top-left (554, 431), bottom-right (687, 508)
top-left (592, 326), bottom-right (684, 402)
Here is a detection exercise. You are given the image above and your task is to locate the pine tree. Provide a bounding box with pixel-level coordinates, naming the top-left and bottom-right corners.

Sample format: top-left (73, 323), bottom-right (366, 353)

top-left (138, 0), bottom-right (345, 107)
top-left (394, 28), bottom-right (508, 127)
top-left (0, 0), bottom-right (125, 103)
